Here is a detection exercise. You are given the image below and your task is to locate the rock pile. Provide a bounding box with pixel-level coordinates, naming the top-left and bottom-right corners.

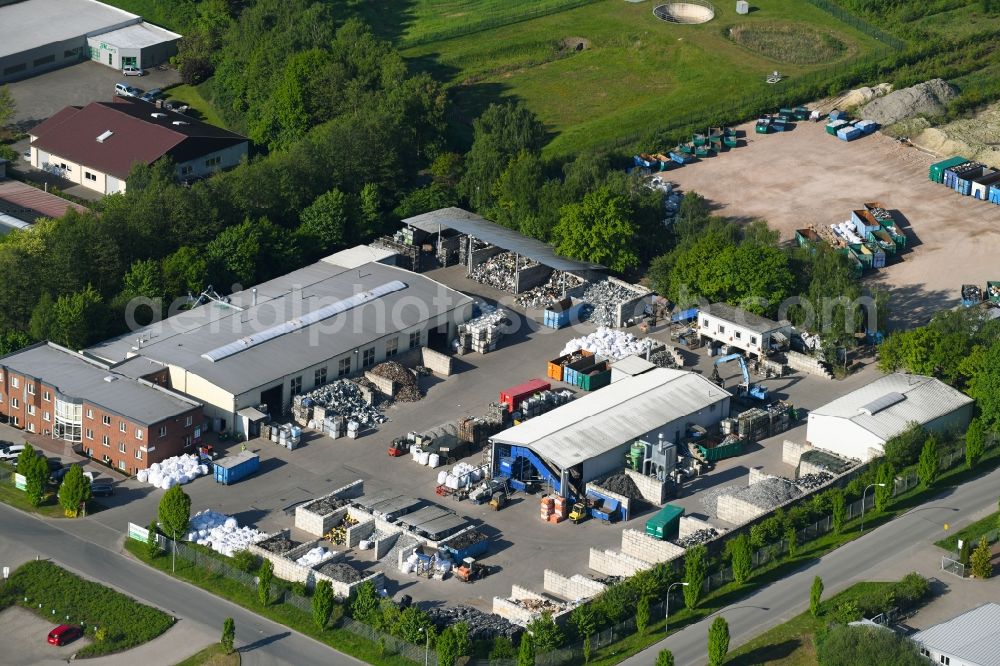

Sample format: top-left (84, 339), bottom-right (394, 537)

top-left (600, 473), bottom-right (643, 500)
top-left (470, 252), bottom-right (537, 293)
top-left (795, 472), bottom-right (834, 490)
top-left (316, 561), bottom-right (365, 583)
top-left (514, 271), bottom-right (585, 309)
top-left (859, 78), bottom-right (957, 126)
top-left (257, 533), bottom-right (297, 555)
top-left (370, 361), bottom-right (421, 402)
top-left (675, 528), bottom-right (719, 548)
top-left (425, 605), bottom-right (522, 641)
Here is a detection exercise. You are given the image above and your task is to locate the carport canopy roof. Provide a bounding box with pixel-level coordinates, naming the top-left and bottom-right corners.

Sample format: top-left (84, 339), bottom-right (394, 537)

top-left (403, 207), bottom-right (605, 273)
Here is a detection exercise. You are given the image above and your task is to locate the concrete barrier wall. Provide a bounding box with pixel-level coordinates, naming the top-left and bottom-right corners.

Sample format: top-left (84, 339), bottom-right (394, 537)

top-left (468, 244), bottom-right (503, 271)
top-left (678, 515), bottom-right (723, 540)
top-left (588, 548), bottom-right (653, 577)
top-left (620, 529), bottom-right (686, 564)
top-left (493, 597), bottom-right (534, 625)
top-left (585, 482), bottom-right (632, 521)
top-left (608, 277), bottom-right (653, 327)
top-left (543, 570), bottom-right (607, 601)
top-left (782, 440), bottom-right (813, 467)
top-left (515, 263), bottom-right (552, 294)
top-left (747, 466), bottom-right (769, 486)
top-left (346, 508), bottom-right (376, 548)
top-left (624, 468), bottom-right (669, 506)
top-left (420, 347), bottom-right (453, 376)
top-left (716, 494), bottom-right (768, 524)
top-left (334, 571), bottom-right (384, 601)
top-left (786, 351), bottom-right (834, 379)
top-left (364, 371), bottom-right (396, 398)
top-left (295, 482), bottom-right (365, 536)
top-left (375, 529), bottom-right (401, 560)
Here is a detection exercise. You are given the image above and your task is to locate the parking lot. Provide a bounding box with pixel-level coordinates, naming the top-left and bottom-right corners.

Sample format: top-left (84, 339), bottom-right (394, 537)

top-left (50, 263), bottom-right (882, 612)
top-left (0, 607), bottom-right (90, 664)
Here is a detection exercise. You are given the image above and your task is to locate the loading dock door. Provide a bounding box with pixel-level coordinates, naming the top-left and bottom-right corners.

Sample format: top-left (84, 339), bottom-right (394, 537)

top-left (260, 384), bottom-right (283, 419)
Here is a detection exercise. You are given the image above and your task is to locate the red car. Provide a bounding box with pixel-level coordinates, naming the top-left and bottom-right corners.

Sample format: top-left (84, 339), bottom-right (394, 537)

top-left (47, 625), bottom-right (82, 646)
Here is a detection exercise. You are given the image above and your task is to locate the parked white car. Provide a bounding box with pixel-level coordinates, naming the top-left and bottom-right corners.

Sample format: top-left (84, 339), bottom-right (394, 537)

top-left (115, 83), bottom-right (141, 98)
top-left (122, 65), bottom-right (144, 77)
top-left (0, 444), bottom-right (25, 461)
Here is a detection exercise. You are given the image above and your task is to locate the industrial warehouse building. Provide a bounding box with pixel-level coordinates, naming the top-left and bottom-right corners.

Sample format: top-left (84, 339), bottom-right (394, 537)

top-left (806, 373), bottom-right (974, 462)
top-left (697, 303), bottom-right (792, 359)
top-left (0, 343), bottom-right (203, 475)
top-left (911, 603), bottom-right (1000, 666)
top-left (490, 368), bottom-right (731, 498)
top-left (0, 0), bottom-right (180, 83)
top-left (85, 248), bottom-right (474, 435)
top-left (29, 99), bottom-right (249, 195)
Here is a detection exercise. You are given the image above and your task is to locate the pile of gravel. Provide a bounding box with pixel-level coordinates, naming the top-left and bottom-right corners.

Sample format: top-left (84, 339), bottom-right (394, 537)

top-left (858, 78), bottom-right (957, 126)
top-left (795, 472), bottom-right (834, 490)
top-left (315, 561), bottom-right (365, 583)
top-left (733, 477), bottom-right (802, 510)
top-left (674, 528), bottom-right (719, 548)
top-left (425, 605), bottom-right (522, 641)
top-left (600, 473), bottom-right (643, 500)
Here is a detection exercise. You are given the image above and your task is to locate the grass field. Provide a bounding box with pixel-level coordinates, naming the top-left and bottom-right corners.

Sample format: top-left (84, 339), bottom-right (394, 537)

top-left (728, 22), bottom-right (849, 64)
top-left (936, 511), bottom-right (999, 552)
top-left (163, 84), bottom-right (228, 129)
top-left (396, 0), bottom-right (882, 155)
top-left (175, 644), bottom-right (240, 666)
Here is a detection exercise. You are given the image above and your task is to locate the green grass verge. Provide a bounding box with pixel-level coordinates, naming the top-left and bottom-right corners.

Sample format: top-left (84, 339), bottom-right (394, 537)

top-left (580, 446), bottom-right (1000, 665)
top-left (727, 22), bottom-right (848, 65)
top-left (95, 0), bottom-right (196, 32)
top-left (163, 83), bottom-right (228, 129)
top-left (0, 469), bottom-right (106, 518)
top-left (936, 511), bottom-right (999, 552)
top-left (174, 643), bottom-right (241, 666)
top-left (0, 560), bottom-right (174, 657)
top-left (123, 541), bottom-right (416, 666)
top-left (400, 0), bottom-right (881, 155)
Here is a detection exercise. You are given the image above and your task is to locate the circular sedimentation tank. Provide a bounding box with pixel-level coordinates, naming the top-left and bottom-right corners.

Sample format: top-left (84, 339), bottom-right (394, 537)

top-left (653, 2), bottom-right (716, 24)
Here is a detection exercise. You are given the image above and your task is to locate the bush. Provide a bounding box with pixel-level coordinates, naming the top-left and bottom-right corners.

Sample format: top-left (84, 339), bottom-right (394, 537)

top-left (883, 423), bottom-right (927, 469)
top-left (816, 623), bottom-right (925, 665)
top-left (231, 549), bottom-right (258, 572)
top-left (221, 617), bottom-right (235, 654)
top-left (4, 560), bottom-right (174, 657)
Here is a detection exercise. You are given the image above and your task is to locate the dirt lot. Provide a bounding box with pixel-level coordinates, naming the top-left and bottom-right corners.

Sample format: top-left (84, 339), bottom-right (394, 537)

top-left (663, 119), bottom-right (1000, 328)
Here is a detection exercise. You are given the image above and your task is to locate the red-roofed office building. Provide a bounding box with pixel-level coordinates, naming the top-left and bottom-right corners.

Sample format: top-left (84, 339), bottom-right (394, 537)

top-left (28, 97), bottom-right (248, 195)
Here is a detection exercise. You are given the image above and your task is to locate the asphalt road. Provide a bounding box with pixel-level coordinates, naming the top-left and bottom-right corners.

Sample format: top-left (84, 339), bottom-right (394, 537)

top-left (0, 504), bottom-right (362, 666)
top-left (623, 464), bottom-right (1000, 666)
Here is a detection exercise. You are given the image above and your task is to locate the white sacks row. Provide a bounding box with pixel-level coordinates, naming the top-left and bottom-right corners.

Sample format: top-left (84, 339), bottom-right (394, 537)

top-left (441, 462), bottom-right (484, 490)
top-left (295, 546), bottom-right (335, 567)
top-left (184, 509), bottom-right (268, 557)
top-left (136, 454), bottom-right (208, 489)
top-left (560, 326), bottom-right (653, 361)
top-left (410, 446), bottom-right (442, 468)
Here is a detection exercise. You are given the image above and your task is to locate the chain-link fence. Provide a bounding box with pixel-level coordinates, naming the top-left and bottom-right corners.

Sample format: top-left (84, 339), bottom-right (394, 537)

top-left (802, 0), bottom-right (907, 50)
top-left (340, 616), bottom-right (438, 664)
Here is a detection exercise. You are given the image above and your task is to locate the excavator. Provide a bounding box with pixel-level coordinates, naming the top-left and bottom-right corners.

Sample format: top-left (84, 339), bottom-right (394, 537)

top-left (710, 353), bottom-right (769, 401)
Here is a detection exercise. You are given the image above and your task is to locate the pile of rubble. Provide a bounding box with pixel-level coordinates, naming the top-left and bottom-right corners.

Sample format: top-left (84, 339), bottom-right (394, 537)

top-left (444, 530), bottom-right (487, 551)
top-left (794, 472), bottom-right (834, 490)
top-left (302, 379), bottom-right (387, 428)
top-left (469, 252), bottom-right (537, 293)
top-left (510, 597), bottom-right (566, 613)
top-left (561, 327), bottom-right (654, 361)
top-left (370, 361), bottom-right (421, 402)
top-left (514, 271), bottom-right (585, 309)
top-left (316, 561), bottom-right (365, 583)
top-left (733, 477), bottom-right (802, 509)
top-left (648, 348), bottom-right (679, 368)
top-left (380, 533), bottom-right (421, 566)
top-left (581, 281), bottom-right (638, 328)
top-left (303, 496), bottom-right (350, 516)
top-left (674, 528), bottom-right (720, 548)
top-left (426, 606), bottom-right (522, 641)
top-left (256, 533), bottom-right (298, 555)
top-left (600, 473), bottom-right (643, 500)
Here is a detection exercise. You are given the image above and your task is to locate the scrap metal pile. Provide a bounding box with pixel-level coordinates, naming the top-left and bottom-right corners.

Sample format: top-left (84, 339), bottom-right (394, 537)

top-left (560, 327), bottom-right (654, 361)
top-left (316, 561), bottom-right (365, 583)
top-left (581, 280), bottom-right (641, 328)
top-left (599, 473), bottom-right (643, 500)
top-left (514, 271), bottom-right (586, 309)
top-left (426, 606), bottom-right (522, 641)
top-left (674, 528), bottom-right (720, 548)
top-left (794, 472), bottom-right (834, 490)
top-left (303, 496), bottom-right (350, 516)
top-left (300, 379), bottom-right (387, 429)
top-left (444, 529), bottom-right (487, 551)
top-left (370, 361), bottom-right (421, 402)
top-left (469, 251), bottom-right (538, 293)
top-left (457, 306), bottom-right (509, 354)
top-left (256, 533), bottom-right (298, 555)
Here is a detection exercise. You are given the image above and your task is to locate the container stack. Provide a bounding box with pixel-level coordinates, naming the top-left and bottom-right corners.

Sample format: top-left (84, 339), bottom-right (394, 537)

top-left (540, 496), bottom-right (554, 522)
top-left (737, 407), bottom-right (770, 442)
top-left (457, 308), bottom-right (508, 355)
top-left (514, 389), bottom-right (574, 421)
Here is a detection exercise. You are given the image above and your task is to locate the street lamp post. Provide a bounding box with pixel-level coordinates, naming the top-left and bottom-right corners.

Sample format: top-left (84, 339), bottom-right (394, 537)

top-left (665, 581), bottom-right (689, 633)
top-left (172, 527), bottom-right (177, 573)
top-left (419, 627), bottom-right (429, 666)
top-left (860, 483), bottom-right (887, 534)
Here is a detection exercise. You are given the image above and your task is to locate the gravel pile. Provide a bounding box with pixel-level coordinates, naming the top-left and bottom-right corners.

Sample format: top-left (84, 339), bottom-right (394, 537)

top-left (700, 485), bottom-right (740, 516)
top-left (425, 606), bottom-right (522, 641)
top-left (444, 530), bottom-right (487, 550)
top-left (470, 252), bottom-right (537, 293)
top-left (859, 78), bottom-right (957, 126)
top-left (514, 271), bottom-right (584, 309)
top-left (257, 534), bottom-right (298, 554)
top-left (380, 533), bottom-right (421, 566)
top-left (304, 496), bottom-right (350, 515)
top-left (795, 472), bottom-right (834, 490)
top-left (370, 361), bottom-right (421, 402)
top-left (600, 473), bottom-right (643, 500)
top-left (581, 280), bottom-right (642, 328)
top-left (674, 528), bottom-right (719, 548)
top-left (305, 380), bottom-right (387, 427)
top-left (316, 561), bottom-right (365, 583)
top-left (734, 477), bottom-right (802, 510)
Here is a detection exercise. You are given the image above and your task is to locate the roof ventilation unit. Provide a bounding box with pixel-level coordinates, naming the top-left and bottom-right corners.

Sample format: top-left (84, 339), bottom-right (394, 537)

top-left (858, 391), bottom-right (905, 416)
top-left (171, 121), bottom-right (188, 126)
top-left (96, 130), bottom-right (114, 143)
top-left (151, 112), bottom-right (167, 118)
top-left (103, 375), bottom-right (118, 383)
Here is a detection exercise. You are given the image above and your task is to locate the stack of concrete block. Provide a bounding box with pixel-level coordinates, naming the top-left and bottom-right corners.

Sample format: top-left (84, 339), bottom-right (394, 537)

top-left (588, 548), bottom-right (653, 577)
top-left (716, 495), bottom-right (769, 525)
top-left (345, 508), bottom-right (376, 547)
top-left (620, 529), bottom-right (686, 564)
top-left (294, 480), bottom-right (364, 536)
top-left (782, 440), bottom-right (813, 467)
top-left (786, 351), bottom-right (834, 379)
top-left (624, 468), bottom-right (670, 506)
top-left (420, 347), bottom-right (453, 376)
top-left (677, 515), bottom-right (724, 541)
top-left (364, 371), bottom-right (396, 398)
top-left (542, 570), bottom-right (608, 602)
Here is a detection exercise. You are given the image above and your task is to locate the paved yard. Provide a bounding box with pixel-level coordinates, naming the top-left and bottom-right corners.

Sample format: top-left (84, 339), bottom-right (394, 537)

top-left (0, 607), bottom-right (90, 664)
top-left (664, 119), bottom-right (1000, 328)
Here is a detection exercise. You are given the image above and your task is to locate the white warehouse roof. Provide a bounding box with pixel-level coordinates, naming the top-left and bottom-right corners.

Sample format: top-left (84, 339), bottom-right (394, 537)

top-left (94, 21), bottom-right (181, 48)
top-left (0, 0), bottom-right (139, 59)
top-left (491, 368), bottom-right (729, 470)
top-left (809, 373), bottom-right (973, 442)
top-left (911, 603), bottom-right (1000, 666)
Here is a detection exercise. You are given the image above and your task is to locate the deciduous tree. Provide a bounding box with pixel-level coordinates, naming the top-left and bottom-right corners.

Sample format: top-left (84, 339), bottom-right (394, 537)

top-left (683, 545), bottom-right (707, 609)
top-left (727, 533), bottom-right (752, 584)
top-left (655, 649), bottom-right (675, 666)
top-left (221, 617), bottom-right (235, 654)
top-left (257, 558), bottom-right (273, 606)
top-left (517, 633), bottom-right (535, 666)
top-left (57, 465), bottom-right (91, 517)
top-left (312, 580), bottom-right (334, 630)
top-left (810, 576), bottom-right (824, 617)
top-left (965, 417), bottom-right (986, 468)
top-left (970, 536), bottom-right (993, 579)
top-left (707, 616), bottom-right (729, 666)
top-left (554, 185), bottom-right (639, 272)
top-left (918, 434), bottom-right (940, 488)
top-left (157, 485), bottom-right (191, 541)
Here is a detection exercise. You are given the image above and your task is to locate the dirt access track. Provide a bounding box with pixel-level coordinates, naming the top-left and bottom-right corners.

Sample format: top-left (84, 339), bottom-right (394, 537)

top-left (664, 119), bottom-right (1000, 328)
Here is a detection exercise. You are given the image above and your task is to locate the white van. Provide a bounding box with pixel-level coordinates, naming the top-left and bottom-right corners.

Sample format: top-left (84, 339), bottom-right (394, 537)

top-left (0, 444), bottom-right (25, 460)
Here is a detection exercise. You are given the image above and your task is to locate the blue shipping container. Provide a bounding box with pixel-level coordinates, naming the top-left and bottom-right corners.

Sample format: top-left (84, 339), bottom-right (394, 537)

top-left (837, 128), bottom-right (862, 141)
top-left (214, 451), bottom-right (260, 485)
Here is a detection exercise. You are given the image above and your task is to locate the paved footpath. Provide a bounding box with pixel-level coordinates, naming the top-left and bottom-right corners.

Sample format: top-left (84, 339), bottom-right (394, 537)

top-left (622, 465), bottom-right (1000, 666)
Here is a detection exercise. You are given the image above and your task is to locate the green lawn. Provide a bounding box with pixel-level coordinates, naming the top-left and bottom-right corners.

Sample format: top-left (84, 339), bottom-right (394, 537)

top-left (163, 83), bottom-right (228, 129)
top-left (124, 541), bottom-right (417, 666)
top-left (398, 0), bottom-right (882, 155)
top-left (0, 560), bottom-right (174, 657)
top-left (96, 0), bottom-right (196, 32)
top-left (175, 644), bottom-right (240, 666)
top-left (936, 511), bottom-right (1000, 553)
top-left (0, 465), bottom-right (106, 518)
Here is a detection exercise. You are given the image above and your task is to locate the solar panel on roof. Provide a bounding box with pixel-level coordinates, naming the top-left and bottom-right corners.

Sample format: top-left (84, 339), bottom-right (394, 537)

top-left (858, 391), bottom-right (905, 415)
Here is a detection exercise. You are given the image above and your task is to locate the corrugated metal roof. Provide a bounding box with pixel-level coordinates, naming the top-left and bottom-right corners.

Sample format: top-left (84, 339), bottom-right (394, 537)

top-left (911, 603), bottom-right (1000, 666)
top-left (810, 373), bottom-right (973, 442)
top-left (699, 303), bottom-right (790, 333)
top-left (0, 178), bottom-right (88, 222)
top-left (610, 354), bottom-right (656, 377)
top-left (95, 21), bottom-right (180, 48)
top-left (402, 207), bottom-right (605, 273)
top-left (491, 368), bottom-right (729, 470)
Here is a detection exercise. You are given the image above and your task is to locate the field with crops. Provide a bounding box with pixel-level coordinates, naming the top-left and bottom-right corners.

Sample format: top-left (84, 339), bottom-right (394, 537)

top-left (390, 0), bottom-right (882, 155)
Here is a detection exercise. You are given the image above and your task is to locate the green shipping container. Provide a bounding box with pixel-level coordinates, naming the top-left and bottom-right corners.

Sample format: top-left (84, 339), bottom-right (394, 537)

top-left (696, 439), bottom-right (744, 462)
top-left (646, 504), bottom-right (684, 540)
top-left (577, 363), bottom-right (611, 391)
top-left (724, 136), bottom-right (738, 148)
top-left (988, 281), bottom-right (1000, 304)
top-left (878, 220), bottom-right (906, 248)
top-left (692, 133), bottom-right (707, 146)
top-left (929, 156), bottom-right (969, 183)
